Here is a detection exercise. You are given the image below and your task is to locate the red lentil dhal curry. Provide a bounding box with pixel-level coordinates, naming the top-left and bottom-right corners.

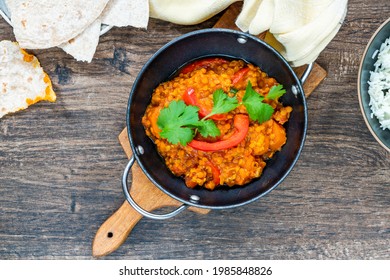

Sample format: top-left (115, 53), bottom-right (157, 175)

top-left (142, 58), bottom-right (292, 190)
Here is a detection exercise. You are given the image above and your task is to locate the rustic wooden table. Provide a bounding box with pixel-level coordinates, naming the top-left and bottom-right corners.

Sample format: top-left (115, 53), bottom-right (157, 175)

top-left (1, 0), bottom-right (389, 260)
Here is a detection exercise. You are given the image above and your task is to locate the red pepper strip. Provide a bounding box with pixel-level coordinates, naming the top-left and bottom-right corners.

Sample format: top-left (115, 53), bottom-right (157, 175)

top-left (189, 114), bottom-right (249, 151)
top-left (207, 160), bottom-right (220, 185)
top-left (182, 87), bottom-right (197, 105)
top-left (231, 67), bottom-right (250, 85)
top-left (182, 88), bottom-right (226, 121)
top-left (180, 58), bottom-right (229, 74)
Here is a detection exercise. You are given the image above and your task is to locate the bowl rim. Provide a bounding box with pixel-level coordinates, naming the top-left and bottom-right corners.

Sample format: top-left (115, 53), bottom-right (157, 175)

top-left (357, 17), bottom-right (390, 153)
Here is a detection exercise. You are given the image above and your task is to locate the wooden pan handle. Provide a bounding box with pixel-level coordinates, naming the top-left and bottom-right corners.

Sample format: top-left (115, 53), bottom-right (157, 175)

top-left (92, 200), bottom-right (142, 257)
top-left (92, 130), bottom-right (209, 258)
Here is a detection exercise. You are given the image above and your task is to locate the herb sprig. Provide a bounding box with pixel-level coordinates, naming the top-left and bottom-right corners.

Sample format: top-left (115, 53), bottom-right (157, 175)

top-left (243, 81), bottom-right (274, 123)
top-left (203, 89), bottom-right (239, 120)
top-left (157, 100), bottom-right (220, 145)
top-left (157, 82), bottom-right (286, 145)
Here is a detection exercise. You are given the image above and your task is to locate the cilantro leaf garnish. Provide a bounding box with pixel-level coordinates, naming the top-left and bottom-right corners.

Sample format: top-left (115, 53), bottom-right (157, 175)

top-left (267, 84), bottom-right (286, 100)
top-left (229, 88), bottom-right (239, 94)
top-left (192, 119), bottom-right (220, 138)
top-left (211, 89), bottom-right (239, 115)
top-left (157, 100), bottom-right (199, 126)
top-left (159, 126), bottom-right (194, 146)
top-left (201, 89), bottom-right (239, 120)
top-left (157, 100), bottom-right (220, 145)
top-left (157, 100), bottom-right (199, 145)
top-left (242, 81), bottom-right (275, 123)
top-left (155, 81), bottom-right (286, 145)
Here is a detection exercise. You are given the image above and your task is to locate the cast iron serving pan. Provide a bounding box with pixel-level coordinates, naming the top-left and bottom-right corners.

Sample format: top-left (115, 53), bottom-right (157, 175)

top-left (123, 28), bottom-right (309, 219)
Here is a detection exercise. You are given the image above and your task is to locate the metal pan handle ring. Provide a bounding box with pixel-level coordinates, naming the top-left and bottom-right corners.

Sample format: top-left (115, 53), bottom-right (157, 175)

top-left (122, 156), bottom-right (189, 220)
top-left (300, 62), bottom-right (313, 84)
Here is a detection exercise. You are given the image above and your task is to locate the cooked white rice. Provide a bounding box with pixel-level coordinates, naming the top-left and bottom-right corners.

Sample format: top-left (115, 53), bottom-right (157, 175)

top-left (368, 36), bottom-right (390, 130)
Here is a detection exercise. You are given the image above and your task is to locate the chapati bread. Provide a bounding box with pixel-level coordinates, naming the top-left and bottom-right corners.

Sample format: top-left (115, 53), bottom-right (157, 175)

top-left (59, 0), bottom-right (149, 62)
top-left (59, 19), bottom-right (102, 63)
top-left (0, 40), bottom-right (56, 118)
top-left (101, 0), bottom-right (149, 28)
top-left (5, 0), bottom-right (110, 49)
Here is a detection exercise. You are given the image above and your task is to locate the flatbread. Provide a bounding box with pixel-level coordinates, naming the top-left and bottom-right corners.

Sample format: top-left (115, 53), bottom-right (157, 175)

top-left (0, 40), bottom-right (56, 118)
top-left (101, 0), bottom-right (149, 28)
top-left (59, 0), bottom-right (149, 62)
top-left (5, 0), bottom-right (110, 49)
top-left (59, 19), bottom-right (102, 63)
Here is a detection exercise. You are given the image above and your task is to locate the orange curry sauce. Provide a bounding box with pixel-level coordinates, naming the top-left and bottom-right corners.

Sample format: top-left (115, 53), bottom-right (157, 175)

top-left (142, 58), bottom-right (291, 190)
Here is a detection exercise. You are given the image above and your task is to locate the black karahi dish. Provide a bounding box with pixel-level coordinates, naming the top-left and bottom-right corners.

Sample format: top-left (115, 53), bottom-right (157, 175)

top-left (123, 29), bottom-right (309, 219)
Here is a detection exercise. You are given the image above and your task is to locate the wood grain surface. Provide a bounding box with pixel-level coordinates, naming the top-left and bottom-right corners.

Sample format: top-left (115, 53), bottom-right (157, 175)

top-left (1, 0), bottom-right (390, 260)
